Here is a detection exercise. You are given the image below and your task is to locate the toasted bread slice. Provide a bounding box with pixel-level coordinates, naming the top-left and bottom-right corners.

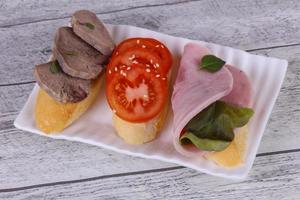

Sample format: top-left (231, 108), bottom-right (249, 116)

top-left (35, 74), bottom-right (103, 133)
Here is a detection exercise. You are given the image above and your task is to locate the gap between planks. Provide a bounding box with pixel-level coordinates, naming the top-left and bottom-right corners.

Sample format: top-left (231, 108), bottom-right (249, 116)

top-left (0, 0), bottom-right (202, 28)
top-left (0, 42), bottom-right (298, 88)
top-left (0, 148), bottom-right (299, 193)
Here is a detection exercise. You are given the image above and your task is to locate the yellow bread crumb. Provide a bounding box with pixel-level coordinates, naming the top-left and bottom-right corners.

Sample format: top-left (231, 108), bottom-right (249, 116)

top-left (112, 104), bottom-right (168, 145)
top-left (35, 75), bottom-right (103, 133)
top-left (204, 125), bottom-right (248, 168)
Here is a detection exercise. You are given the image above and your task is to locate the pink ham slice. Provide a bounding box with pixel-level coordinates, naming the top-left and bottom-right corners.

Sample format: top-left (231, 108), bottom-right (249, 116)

top-left (221, 65), bottom-right (252, 108)
top-left (172, 43), bottom-right (252, 157)
top-left (172, 43), bottom-right (233, 157)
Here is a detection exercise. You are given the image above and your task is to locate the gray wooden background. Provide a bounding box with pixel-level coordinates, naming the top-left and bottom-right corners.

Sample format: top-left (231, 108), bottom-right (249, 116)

top-left (0, 0), bottom-right (300, 199)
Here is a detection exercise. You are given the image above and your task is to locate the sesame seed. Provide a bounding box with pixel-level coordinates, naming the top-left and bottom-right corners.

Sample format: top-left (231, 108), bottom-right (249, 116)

top-left (156, 74), bottom-right (160, 78)
top-left (114, 67), bottom-right (118, 72)
top-left (146, 64), bottom-right (150, 67)
top-left (150, 59), bottom-right (153, 64)
top-left (142, 45), bottom-right (146, 48)
top-left (129, 54), bottom-right (136, 60)
top-left (160, 45), bottom-right (165, 48)
top-left (162, 77), bottom-right (166, 80)
top-left (108, 70), bottom-right (112, 74)
top-left (155, 45), bottom-right (160, 48)
top-left (112, 109), bottom-right (117, 113)
top-left (146, 68), bottom-right (151, 73)
top-left (127, 66), bottom-right (131, 70)
top-left (137, 39), bottom-right (140, 44)
top-left (120, 70), bottom-right (124, 74)
top-left (132, 60), bottom-right (138, 64)
top-left (123, 72), bottom-right (127, 77)
top-left (143, 94), bottom-right (148, 98)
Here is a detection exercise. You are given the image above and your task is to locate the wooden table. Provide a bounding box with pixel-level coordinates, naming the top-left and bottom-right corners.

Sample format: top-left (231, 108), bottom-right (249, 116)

top-left (0, 0), bottom-right (299, 199)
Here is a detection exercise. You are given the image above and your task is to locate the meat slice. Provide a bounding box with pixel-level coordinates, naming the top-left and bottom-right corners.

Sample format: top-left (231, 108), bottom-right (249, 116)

top-left (53, 27), bottom-right (105, 80)
top-left (172, 43), bottom-right (233, 157)
top-left (221, 65), bottom-right (252, 108)
top-left (71, 10), bottom-right (115, 56)
top-left (34, 61), bottom-right (91, 103)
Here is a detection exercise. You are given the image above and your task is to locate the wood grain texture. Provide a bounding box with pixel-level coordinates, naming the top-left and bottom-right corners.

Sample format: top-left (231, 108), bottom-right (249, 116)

top-left (1, 151), bottom-right (299, 200)
top-left (0, 0), bottom-right (188, 27)
top-left (1, 0), bottom-right (300, 85)
top-left (0, 0), bottom-right (299, 198)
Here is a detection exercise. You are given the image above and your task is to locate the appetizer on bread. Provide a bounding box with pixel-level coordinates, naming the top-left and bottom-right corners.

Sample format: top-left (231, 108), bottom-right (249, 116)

top-left (105, 38), bottom-right (172, 144)
top-left (34, 10), bottom-right (114, 133)
top-left (172, 43), bottom-right (254, 168)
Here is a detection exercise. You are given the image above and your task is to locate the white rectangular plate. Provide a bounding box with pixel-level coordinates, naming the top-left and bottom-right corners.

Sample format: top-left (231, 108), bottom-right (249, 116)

top-left (14, 24), bottom-right (288, 179)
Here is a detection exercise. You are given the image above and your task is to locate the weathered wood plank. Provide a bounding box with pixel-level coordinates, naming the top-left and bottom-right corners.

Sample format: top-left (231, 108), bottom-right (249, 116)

top-left (1, 151), bottom-right (299, 200)
top-left (0, 45), bottom-right (299, 188)
top-left (0, 0), bottom-right (186, 27)
top-left (1, 0), bottom-right (300, 85)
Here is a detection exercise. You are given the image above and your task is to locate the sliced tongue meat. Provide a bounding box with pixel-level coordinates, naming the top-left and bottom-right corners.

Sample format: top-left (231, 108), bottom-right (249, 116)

top-left (172, 43), bottom-right (253, 157)
top-left (34, 61), bottom-right (91, 103)
top-left (53, 27), bottom-right (105, 80)
top-left (71, 10), bottom-right (115, 56)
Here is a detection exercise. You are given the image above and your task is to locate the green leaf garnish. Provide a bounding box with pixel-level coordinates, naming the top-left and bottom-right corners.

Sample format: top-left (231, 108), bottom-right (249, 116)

top-left (84, 22), bottom-right (95, 30)
top-left (49, 60), bottom-right (61, 74)
top-left (64, 51), bottom-right (77, 56)
top-left (180, 132), bottom-right (231, 151)
top-left (179, 101), bottom-right (254, 151)
top-left (200, 55), bottom-right (226, 72)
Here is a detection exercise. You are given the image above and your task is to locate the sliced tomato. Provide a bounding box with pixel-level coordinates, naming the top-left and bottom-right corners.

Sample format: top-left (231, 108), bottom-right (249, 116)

top-left (106, 63), bottom-right (168, 123)
top-left (112, 38), bottom-right (172, 74)
top-left (107, 47), bottom-right (165, 81)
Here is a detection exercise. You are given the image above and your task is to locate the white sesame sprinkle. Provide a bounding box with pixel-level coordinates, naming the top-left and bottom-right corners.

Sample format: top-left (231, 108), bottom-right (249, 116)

top-left (146, 68), bottom-right (151, 73)
top-left (154, 63), bottom-right (160, 68)
top-left (155, 45), bottom-right (160, 48)
top-left (123, 72), bottom-right (127, 77)
top-left (127, 66), bottom-right (131, 70)
top-left (146, 64), bottom-right (150, 67)
top-left (120, 70), bottom-right (124, 74)
top-left (160, 45), bottom-right (165, 48)
top-left (143, 94), bottom-right (148, 98)
top-left (129, 54), bottom-right (136, 61)
top-left (112, 109), bottom-right (117, 113)
top-left (132, 60), bottom-right (138, 64)
top-left (114, 67), bottom-right (118, 72)
top-left (137, 39), bottom-right (140, 44)
top-left (162, 77), bottom-right (166, 80)
top-left (108, 70), bottom-right (112, 74)
top-left (156, 74), bottom-right (160, 78)
top-left (142, 45), bottom-right (146, 48)
top-left (150, 59), bottom-right (153, 64)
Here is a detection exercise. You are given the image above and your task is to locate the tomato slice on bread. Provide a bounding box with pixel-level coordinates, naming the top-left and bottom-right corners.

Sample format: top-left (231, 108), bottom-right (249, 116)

top-left (112, 38), bottom-right (172, 75)
top-left (106, 37), bottom-right (172, 123)
top-left (107, 47), bottom-right (165, 81)
top-left (106, 64), bottom-right (168, 123)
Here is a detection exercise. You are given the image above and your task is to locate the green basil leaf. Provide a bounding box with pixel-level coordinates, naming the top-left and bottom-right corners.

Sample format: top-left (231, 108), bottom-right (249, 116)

top-left (200, 55), bottom-right (225, 72)
top-left (215, 101), bottom-right (254, 128)
top-left (84, 22), bottom-right (95, 30)
top-left (181, 101), bottom-right (254, 151)
top-left (49, 60), bottom-right (61, 74)
top-left (180, 132), bottom-right (231, 151)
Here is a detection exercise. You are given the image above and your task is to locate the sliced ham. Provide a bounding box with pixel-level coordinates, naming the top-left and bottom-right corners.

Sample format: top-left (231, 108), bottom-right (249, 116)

top-left (172, 43), bottom-right (252, 157)
top-left (221, 65), bottom-right (252, 108)
top-left (172, 43), bottom-right (233, 157)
